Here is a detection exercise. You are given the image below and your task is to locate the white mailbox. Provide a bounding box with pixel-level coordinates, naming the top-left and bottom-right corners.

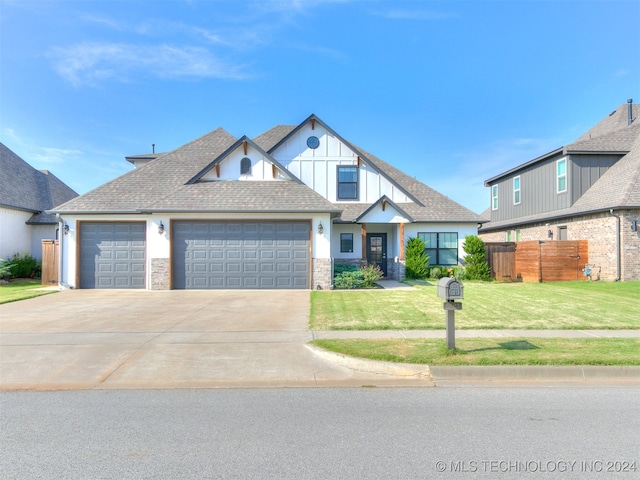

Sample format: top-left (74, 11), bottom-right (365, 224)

top-left (437, 278), bottom-right (464, 301)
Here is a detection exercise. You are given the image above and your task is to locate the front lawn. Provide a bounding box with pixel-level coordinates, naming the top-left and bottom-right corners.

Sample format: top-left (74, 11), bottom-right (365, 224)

top-left (311, 338), bottom-right (640, 366)
top-left (0, 280), bottom-right (57, 304)
top-left (310, 280), bottom-right (640, 330)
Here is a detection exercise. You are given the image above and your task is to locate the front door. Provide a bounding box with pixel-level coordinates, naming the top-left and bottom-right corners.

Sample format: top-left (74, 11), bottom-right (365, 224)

top-left (366, 233), bottom-right (388, 277)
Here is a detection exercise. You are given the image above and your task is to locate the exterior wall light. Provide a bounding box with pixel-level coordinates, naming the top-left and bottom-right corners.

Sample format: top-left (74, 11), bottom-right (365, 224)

top-left (318, 222), bottom-right (324, 235)
top-left (63, 224), bottom-right (70, 235)
top-left (158, 221), bottom-right (165, 235)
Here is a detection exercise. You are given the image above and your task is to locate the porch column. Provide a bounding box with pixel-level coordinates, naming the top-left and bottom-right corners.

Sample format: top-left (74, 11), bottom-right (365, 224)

top-left (361, 223), bottom-right (367, 260)
top-left (399, 223), bottom-right (405, 260)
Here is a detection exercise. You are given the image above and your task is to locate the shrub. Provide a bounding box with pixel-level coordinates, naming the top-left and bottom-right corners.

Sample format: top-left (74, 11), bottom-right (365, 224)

top-left (360, 263), bottom-right (383, 287)
top-left (405, 237), bottom-right (430, 279)
top-left (8, 253), bottom-right (41, 279)
top-left (462, 235), bottom-right (491, 280)
top-left (0, 258), bottom-right (15, 279)
top-left (334, 263), bottom-right (358, 276)
top-left (430, 267), bottom-right (442, 279)
top-left (333, 270), bottom-right (365, 289)
top-left (452, 266), bottom-right (466, 279)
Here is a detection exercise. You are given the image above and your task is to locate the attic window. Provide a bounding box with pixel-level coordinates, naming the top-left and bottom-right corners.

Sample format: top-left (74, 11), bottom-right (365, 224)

top-left (240, 157), bottom-right (252, 175)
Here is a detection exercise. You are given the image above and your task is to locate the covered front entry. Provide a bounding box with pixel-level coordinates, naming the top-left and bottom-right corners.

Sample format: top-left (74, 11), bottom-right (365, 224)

top-left (79, 222), bottom-right (146, 289)
top-left (171, 221), bottom-right (310, 289)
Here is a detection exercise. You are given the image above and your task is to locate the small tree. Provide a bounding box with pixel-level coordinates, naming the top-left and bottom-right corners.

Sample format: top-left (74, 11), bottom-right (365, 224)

top-left (462, 235), bottom-right (491, 280)
top-left (405, 237), bottom-right (430, 279)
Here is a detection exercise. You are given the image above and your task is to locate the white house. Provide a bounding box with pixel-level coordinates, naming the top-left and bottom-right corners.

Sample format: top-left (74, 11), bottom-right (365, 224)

top-left (0, 143), bottom-right (78, 261)
top-left (51, 114), bottom-right (482, 289)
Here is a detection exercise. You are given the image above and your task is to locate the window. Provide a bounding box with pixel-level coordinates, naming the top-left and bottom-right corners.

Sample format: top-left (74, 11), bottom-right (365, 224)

top-left (515, 229), bottom-right (521, 242)
top-left (340, 233), bottom-right (353, 253)
top-left (506, 230), bottom-right (512, 242)
top-left (337, 166), bottom-right (358, 200)
top-left (240, 157), bottom-right (252, 175)
top-left (418, 232), bottom-right (458, 265)
top-left (557, 159), bottom-right (567, 193)
top-left (491, 185), bottom-right (498, 210)
top-left (513, 176), bottom-right (521, 205)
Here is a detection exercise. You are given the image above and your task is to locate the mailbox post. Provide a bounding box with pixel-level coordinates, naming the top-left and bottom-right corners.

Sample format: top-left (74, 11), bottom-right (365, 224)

top-left (437, 278), bottom-right (464, 349)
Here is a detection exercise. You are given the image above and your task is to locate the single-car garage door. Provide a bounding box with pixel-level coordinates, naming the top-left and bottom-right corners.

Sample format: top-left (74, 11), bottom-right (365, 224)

top-left (79, 222), bottom-right (146, 288)
top-left (172, 221), bottom-right (310, 289)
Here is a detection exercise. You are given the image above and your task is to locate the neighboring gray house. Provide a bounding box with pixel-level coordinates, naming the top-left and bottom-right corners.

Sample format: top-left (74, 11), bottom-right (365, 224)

top-left (51, 114), bottom-right (482, 290)
top-left (479, 100), bottom-right (640, 281)
top-left (0, 142), bottom-right (78, 260)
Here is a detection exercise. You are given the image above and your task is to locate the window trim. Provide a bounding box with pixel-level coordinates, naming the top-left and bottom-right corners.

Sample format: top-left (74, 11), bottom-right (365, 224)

top-left (240, 157), bottom-right (252, 175)
top-left (340, 233), bottom-right (354, 253)
top-left (336, 165), bottom-right (359, 200)
top-left (491, 185), bottom-right (499, 210)
top-left (556, 158), bottom-right (567, 193)
top-left (513, 176), bottom-right (521, 205)
top-left (417, 232), bottom-right (459, 266)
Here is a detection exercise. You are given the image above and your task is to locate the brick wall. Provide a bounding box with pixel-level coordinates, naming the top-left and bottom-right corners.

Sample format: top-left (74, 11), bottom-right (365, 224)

top-left (479, 209), bottom-right (640, 281)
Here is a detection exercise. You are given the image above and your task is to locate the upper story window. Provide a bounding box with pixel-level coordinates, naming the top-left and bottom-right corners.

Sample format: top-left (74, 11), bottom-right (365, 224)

top-left (491, 185), bottom-right (499, 210)
top-left (513, 176), bottom-right (521, 205)
top-left (240, 157), bottom-right (252, 175)
top-left (557, 159), bottom-right (567, 193)
top-left (337, 166), bottom-right (358, 200)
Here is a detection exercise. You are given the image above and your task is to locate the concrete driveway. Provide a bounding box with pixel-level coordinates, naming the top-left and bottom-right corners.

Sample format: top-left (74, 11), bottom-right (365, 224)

top-left (0, 290), bottom-right (430, 390)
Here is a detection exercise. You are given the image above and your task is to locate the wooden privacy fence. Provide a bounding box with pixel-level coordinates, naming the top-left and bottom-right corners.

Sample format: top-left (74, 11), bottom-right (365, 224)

top-left (41, 240), bottom-right (58, 286)
top-left (485, 240), bottom-right (589, 283)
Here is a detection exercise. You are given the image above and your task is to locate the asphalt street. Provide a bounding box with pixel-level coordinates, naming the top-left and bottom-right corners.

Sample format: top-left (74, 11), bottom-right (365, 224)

top-left (1, 387), bottom-right (638, 479)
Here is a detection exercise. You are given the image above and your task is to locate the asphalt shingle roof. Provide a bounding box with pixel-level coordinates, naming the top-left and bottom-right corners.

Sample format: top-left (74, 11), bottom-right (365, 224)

top-left (1, 142), bottom-right (78, 224)
top-left (51, 115), bottom-right (484, 224)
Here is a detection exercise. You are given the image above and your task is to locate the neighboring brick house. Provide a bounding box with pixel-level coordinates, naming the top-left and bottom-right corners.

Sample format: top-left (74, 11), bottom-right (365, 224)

top-left (50, 114), bottom-right (483, 290)
top-left (479, 100), bottom-right (640, 281)
top-left (0, 143), bottom-right (78, 260)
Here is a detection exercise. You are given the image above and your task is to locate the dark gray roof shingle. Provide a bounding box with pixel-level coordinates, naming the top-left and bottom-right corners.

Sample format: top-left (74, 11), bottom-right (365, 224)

top-left (1, 142), bottom-right (78, 224)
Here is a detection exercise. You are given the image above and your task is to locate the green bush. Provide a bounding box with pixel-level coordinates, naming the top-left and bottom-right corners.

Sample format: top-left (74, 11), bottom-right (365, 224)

top-left (361, 263), bottom-right (383, 287)
top-left (8, 253), bottom-right (41, 279)
top-left (405, 237), bottom-right (429, 279)
top-left (333, 270), bottom-right (365, 289)
top-left (334, 263), bottom-right (358, 276)
top-left (462, 235), bottom-right (491, 280)
top-left (430, 267), bottom-right (442, 279)
top-left (452, 266), bottom-right (466, 279)
top-left (0, 258), bottom-right (15, 279)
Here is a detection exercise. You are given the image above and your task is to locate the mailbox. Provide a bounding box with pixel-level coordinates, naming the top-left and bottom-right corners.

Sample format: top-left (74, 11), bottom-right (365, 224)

top-left (437, 277), bottom-right (464, 301)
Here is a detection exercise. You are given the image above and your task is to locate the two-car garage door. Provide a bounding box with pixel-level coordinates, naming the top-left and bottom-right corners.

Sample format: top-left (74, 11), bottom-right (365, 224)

top-left (172, 221), bottom-right (310, 289)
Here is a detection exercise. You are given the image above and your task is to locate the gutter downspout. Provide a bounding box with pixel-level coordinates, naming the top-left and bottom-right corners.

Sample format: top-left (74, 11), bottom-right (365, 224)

top-left (609, 209), bottom-right (621, 281)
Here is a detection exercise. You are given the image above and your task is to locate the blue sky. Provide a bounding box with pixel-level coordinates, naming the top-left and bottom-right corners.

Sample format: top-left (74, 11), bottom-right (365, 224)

top-left (1, 0), bottom-right (639, 214)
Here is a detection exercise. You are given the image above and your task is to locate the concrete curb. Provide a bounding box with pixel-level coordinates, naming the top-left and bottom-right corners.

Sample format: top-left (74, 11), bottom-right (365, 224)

top-left (429, 365), bottom-right (640, 380)
top-left (307, 345), bottom-right (640, 382)
top-left (305, 345), bottom-right (431, 380)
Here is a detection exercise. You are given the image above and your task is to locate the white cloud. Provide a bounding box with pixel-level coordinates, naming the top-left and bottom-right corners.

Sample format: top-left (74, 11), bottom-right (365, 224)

top-left (49, 43), bottom-right (250, 86)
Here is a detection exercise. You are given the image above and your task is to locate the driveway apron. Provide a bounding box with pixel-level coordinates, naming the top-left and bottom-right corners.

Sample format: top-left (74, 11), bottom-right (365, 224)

top-left (0, 290), bottom-right (429, 389)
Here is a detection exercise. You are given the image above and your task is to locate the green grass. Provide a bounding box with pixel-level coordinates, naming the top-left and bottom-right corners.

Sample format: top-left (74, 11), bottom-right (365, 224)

top-left (311, 338), bottom-right (640, 366)
top-left (310, 280), bottom-right (640, 330)
top-left (0, 280), bottom-right (57, 304)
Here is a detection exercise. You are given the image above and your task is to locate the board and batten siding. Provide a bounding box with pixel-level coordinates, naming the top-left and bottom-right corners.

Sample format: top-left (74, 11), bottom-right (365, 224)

top-left (570, 154), bottom-right (621, 204)
top-left (273, 124), bottom-right (411, 204)
top-left (489, 152), bottom-right (571, 222)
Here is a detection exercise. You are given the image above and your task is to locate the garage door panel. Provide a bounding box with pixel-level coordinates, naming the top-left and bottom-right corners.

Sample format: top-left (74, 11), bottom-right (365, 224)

top-left (172, 221), bottom-right (309, 289)
top-left (80, 222), bottom-right (146, 289)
